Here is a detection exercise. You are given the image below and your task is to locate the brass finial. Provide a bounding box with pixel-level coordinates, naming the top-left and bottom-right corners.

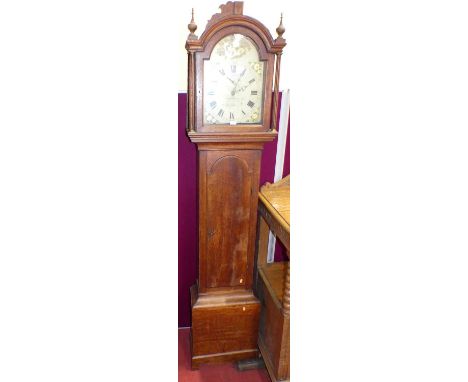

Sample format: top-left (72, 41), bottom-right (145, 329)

top-left (188, 8), bottom-right (197, 37)
top-left (276, 13), bottom-right (285, 38)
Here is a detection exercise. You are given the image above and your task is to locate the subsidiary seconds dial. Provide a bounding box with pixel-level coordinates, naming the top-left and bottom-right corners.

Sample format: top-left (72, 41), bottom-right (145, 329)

top-left (203, 34), bottom-right (265, 125)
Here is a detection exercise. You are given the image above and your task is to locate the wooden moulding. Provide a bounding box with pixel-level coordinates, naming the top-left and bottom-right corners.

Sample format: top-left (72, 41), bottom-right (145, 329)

top-left (186, 2), bottom-right (286, 54)
top-left (192, 349), bottom-right (259, 370)
top-left (195, 142), bottom-right (267, 151)
top-left (187, 131), bottom-right (278, 144)
top-left (191, 284), bottom-right (260, 307)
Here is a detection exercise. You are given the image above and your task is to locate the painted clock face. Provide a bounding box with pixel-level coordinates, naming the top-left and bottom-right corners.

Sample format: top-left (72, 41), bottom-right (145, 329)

top-left (203, 34), bottom-right (265, 125)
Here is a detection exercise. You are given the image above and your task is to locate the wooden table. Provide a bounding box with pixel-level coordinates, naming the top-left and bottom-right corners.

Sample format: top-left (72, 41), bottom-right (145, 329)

top-left (255, 175), bottom-right (290, 382)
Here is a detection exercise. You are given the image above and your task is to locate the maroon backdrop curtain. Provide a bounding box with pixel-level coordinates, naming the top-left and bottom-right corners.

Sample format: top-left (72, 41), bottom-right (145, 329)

top-left (178, 92), bottom-right (290, 327)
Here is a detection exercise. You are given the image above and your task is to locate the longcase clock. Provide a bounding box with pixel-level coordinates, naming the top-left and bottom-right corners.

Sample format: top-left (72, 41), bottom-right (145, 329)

top-left (185, 1), bottom-right (286, 368)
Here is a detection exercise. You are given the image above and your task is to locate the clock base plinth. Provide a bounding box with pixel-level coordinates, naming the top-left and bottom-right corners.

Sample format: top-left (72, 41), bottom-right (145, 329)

top-left (190, 284), bottom-right (260, 369)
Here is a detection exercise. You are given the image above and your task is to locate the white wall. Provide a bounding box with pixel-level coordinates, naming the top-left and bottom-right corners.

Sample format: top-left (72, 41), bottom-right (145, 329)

top-left (178, 0), bottom-right (291, 91)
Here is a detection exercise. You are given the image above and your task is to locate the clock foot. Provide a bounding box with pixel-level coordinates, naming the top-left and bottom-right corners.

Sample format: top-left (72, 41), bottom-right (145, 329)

top-left (235, 356), bottom-right (266, 371)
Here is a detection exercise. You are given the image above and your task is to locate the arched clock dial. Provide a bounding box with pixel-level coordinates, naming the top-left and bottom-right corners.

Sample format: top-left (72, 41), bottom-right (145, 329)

top-left (203, 34), bottom-right (265, 125)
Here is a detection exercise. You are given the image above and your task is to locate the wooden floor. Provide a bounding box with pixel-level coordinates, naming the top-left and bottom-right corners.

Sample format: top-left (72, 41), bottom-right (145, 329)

top-left (178, 328), bottom-right (271, 382)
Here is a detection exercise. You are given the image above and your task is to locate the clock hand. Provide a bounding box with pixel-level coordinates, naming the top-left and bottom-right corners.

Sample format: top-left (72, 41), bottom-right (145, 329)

top-left (229, 67), bottom-right (247, 95)
top-left (226, 76), bottom-right (236, 85)
top-left (233, 68), bottom-right (246, 88)
top-left (231, 78), bottom-right (241, 96)
top-left (218, 67), bottom-right (236, 86)
top-left (235, 81), bottom-right (254, 94)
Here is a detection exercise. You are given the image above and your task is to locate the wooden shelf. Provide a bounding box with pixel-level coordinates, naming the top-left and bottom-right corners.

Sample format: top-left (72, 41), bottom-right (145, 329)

top-left (255, 176), bottom-right (290, 381)
top-left (258, 262), bottom-right (288, 305)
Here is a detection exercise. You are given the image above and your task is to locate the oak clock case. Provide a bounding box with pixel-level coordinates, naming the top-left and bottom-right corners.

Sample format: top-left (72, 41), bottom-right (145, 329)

top-left (185, 2), bottom-right (286, 369)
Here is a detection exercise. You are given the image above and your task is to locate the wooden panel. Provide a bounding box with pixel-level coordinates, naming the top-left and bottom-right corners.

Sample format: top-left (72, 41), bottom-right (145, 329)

top-left (257, 274), bottom-right (283, 369)
top-left (205, 153), bottom-right (251, 288)
top-left (190, 284), bottom-right (261, 368)
top-left (256, 214), bottom-right (270, 269)
top-left (197, 147), bottom-right (262, 293)
top-left (192, 302), bottom-right (260, 356)
top-left (256, 272), bottom-right (289, 381)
